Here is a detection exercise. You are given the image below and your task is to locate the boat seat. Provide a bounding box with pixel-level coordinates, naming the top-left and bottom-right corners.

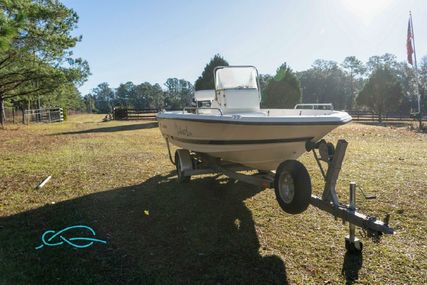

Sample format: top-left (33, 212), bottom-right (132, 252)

top-left (194, 90), bottom-right (215, 101)
top-left (219, 89), bottom-right (260, 114)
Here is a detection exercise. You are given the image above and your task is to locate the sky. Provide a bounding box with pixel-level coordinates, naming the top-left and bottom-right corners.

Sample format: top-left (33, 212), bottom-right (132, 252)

top-left (62, 0), bottom-right (427, 95)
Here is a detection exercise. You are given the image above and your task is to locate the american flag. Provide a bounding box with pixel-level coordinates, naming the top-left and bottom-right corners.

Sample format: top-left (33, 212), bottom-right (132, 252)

top-left (407, 18), bottom-right (413, 65)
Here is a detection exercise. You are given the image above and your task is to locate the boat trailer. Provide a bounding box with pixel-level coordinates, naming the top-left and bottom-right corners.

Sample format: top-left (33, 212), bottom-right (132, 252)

top-left (166, 138), bottom-right (394, 252)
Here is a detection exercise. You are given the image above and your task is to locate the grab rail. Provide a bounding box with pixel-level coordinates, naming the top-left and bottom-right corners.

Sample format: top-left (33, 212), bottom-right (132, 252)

top-left (183, 107), bottom-right (223, 116)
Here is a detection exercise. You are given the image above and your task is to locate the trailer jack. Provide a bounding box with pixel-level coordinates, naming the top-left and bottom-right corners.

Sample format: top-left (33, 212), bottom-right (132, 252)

top-left (309, 139), bottom-right (394, 252)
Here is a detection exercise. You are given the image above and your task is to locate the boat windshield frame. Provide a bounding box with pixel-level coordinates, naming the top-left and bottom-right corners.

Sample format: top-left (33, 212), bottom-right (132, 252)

top-left (214, 66), bottom-right (260, 91)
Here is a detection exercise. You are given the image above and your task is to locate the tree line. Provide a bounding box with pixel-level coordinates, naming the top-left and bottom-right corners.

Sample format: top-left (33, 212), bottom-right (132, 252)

top-left (84, 55), bottom-right (228, 114)
top-left (87, 53), bottom-right (426, 123)
top-left (296, 54), bottom-right (427, 120)
top-left (84, 79), bottom-right (194, 114)
top-left (0, 0), bottom-right (90, 127)
top-left (261, 54), bottom-right (426, 121)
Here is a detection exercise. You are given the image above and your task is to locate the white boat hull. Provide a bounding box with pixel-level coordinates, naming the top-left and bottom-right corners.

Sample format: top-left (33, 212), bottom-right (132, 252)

top-left (158, 110), bottom-right (351, 170)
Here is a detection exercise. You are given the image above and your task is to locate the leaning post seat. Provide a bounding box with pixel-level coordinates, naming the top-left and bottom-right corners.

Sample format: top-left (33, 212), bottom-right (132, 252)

top-left (216, 89), bottom-right (260, 114)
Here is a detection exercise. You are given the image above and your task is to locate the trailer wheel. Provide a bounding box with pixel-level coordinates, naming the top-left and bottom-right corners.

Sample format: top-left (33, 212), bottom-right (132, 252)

top-left (175, 149), bottom-right (192, 183)
top-left (274, 160), bottom-right (312, 214)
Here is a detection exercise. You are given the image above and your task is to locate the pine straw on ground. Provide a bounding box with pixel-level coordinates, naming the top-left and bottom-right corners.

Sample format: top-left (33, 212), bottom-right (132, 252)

top-left (0, 114), bottom-right (426, 284)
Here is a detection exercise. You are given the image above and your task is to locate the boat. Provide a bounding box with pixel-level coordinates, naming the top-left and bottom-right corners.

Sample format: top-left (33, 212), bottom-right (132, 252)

top-left (157, 65), bottom-right (352, 171)
top-left (156, 68), bottom-right (395, 249)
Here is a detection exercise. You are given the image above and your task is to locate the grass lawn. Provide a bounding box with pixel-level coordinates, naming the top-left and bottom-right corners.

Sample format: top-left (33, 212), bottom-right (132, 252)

top-left (0, 114), bottom-right (426, 284)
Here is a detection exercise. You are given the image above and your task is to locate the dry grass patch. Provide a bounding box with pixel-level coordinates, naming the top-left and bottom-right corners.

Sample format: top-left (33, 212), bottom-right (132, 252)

top-left (0, 115), bottom-right (426, 284)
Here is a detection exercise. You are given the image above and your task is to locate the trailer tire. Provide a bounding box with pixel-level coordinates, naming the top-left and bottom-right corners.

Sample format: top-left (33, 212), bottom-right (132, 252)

top-left (175, 149), bottom-right (192, 183)
top-left (274, 160), bottom-right (312, 214)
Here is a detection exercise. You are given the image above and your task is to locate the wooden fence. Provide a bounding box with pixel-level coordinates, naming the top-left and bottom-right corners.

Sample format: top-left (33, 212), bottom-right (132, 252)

top-left (346, 111), bottom-right (418, 122)
top-left (113, 108), bottom-right (159, 120)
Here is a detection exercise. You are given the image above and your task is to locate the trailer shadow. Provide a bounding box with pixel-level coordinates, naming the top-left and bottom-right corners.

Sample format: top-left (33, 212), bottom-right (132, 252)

top-left (0, 172), bottom-right (288, 284)
top-left (53, 121), bottom-right (158, 135)
top-left (341, 251), bottom-right (363, 284)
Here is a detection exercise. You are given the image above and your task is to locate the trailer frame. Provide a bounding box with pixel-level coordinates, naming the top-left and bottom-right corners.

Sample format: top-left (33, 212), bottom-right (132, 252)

top-left (167, 138), bottom-right (394, 252)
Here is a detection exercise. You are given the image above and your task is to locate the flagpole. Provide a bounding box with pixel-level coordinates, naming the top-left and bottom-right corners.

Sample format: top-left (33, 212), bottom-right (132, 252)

top-left (410, 12), bottom-right (418, 70)
top-left (409, 11), bottom-right (421, 114)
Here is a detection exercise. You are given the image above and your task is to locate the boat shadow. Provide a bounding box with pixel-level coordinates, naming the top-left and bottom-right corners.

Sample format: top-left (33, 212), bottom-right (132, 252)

top-left (53, 121), bottom-right (158, 135)
top-left (0, 172), bottom-right (288, 284)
